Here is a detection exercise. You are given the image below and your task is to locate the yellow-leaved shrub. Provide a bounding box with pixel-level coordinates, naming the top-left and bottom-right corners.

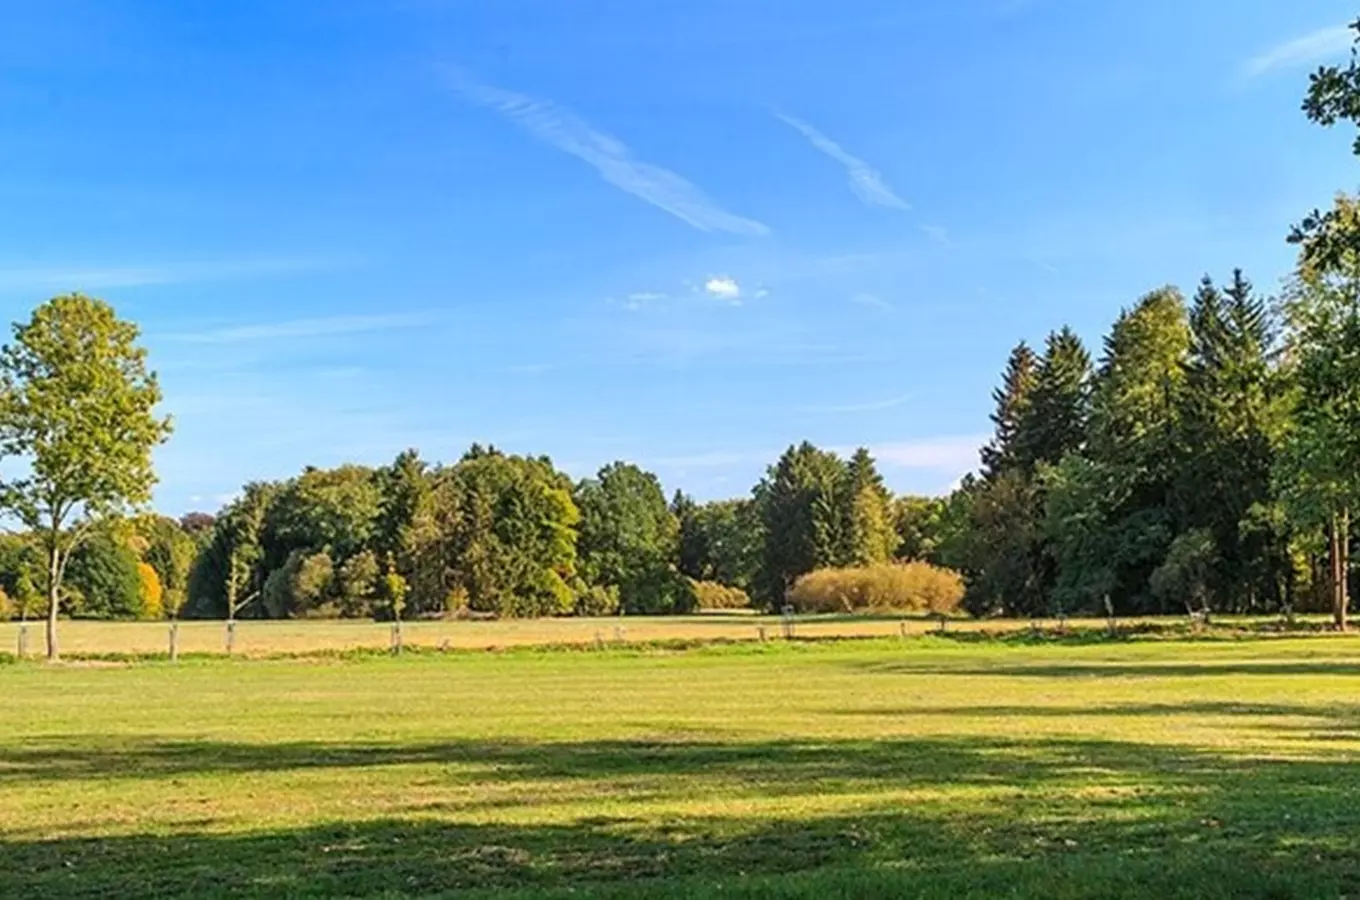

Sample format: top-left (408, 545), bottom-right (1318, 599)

top-left (787, 562), bottom-right (964, 615)
top-left (691, 580), bottom-right (751, 611)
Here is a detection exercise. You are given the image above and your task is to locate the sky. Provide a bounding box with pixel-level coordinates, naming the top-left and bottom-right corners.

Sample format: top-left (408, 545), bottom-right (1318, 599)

top-left (2, 0), bottom-right (1359, 514)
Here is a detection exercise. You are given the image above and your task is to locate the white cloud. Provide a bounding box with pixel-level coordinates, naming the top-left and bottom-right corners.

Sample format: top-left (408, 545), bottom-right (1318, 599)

top-left (776, 113), bottom-right (909, 210)
top-left (1244, 25), bottom-right (1353, 77)
top-left (445, 68), bottom-right (769, 236)
top-left (704, 276), bottom-right (742, 301)
top-left (850, 292), bottom-right (892, 310)
top-left (628, 291), bottom-right (666, 302)
top-left (866, 436), bottom-right (987, 471)
top-left (166, 313), bottom-right (430, 344)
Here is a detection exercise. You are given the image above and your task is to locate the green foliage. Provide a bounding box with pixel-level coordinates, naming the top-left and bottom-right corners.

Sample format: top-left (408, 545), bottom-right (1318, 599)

top-left (1014, 327), bottom-right (1092, 471)
top-left (264, 550), bottom-right (336, 619)
top-left (434, 447), bottom-right (581, 618)
top-left (0, 295), bottom-right (171, 655)
top-left (1150, 529), bottom-right (1218, 615)
top-left (980, 342), bottom-right (1037, 479)
top-left (952, 471), bottom-right (1045, 616)
top-left (892, 495), bottom-right (947, 564)
top-left (576, 462), bottom-right (685, 614)
top-left (842, 448), bottom-right (899, 566)
top-left (65, 531), bottom-right (143, 620)
top-left (787, 562), bottom-right (965, 615)
top-left (753, 442), bottom-right (848, 606)
top-left (752, 443), bottom-right (895, 608)
top-left (137, 515), bottom-right (197, 617)
top-left (675, 495), bottom-right (762, 591)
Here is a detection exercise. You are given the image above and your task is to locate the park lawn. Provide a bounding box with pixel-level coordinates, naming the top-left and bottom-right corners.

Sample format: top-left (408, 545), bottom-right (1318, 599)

top-left (1, 635), bottom-right (1359, 897)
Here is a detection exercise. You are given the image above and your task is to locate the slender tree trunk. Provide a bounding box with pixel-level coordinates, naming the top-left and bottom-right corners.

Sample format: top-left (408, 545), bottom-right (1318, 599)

top-left (45, 539), bottom-right (60, 661)
top-left (1341, 508), bottom-right (1352, 632)
top-left (1332, 513), bottom-right (1347, 632)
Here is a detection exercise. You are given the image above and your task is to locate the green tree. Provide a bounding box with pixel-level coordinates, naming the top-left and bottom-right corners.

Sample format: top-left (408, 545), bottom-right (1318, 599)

top-left (674, 495), bottom-right (762, 591)
top-left (576, 462), bottom-right (689, 614)
top-left (753, 442), bottom-right (847, 607)
top-left (980, 342), bottom-right (1038, 479)
top-left (892, 495), bottom-right (947, 563)
top-left (841, 448), bottom-right (899, 566)
top-left (1293, 23), bottom-right (1360, 270)
top-left (1015, 327), bottom-right (1092, 471)
top-left (186, 481), bottom-right (278, 620)
top-left (0, 295), bottom-right (171, 659)
top-left (376, 450), bottom-right (440, 614)
top-left (1276, 258), bottom-right (1360, 630)
top-left (1085, 288), bottom-right (1190, 611)
top-left (137, 515), bottom-right (198, 618)
top-left (1176, 272), bottom-right (1288, 611)
top-left (64, 529), bottom-right (143, 620)
top-left (434, 447), bottom-right (581, 618)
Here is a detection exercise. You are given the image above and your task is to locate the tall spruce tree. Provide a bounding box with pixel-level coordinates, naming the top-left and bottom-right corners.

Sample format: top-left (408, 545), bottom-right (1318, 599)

top-left (981, 342), bottom-right (1038, 479)
top-left (841, 448), bottom-right (899, 566)
top-left (753, 442), bottom-right (846, 606)
top-left (1015, 327), bottom-right (1093, 471)
top-left (1177, 271), bottom-right (1287, 611)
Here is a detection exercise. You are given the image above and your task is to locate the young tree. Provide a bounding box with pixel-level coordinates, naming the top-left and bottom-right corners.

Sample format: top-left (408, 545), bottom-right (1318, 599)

top-left (0, 295), bottom-right (171, 659)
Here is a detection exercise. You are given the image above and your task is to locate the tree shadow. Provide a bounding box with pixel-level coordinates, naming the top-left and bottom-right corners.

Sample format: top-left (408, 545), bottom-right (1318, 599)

top-left (848, 659), bottom-right (1360, 679)
top-left (2, 732), bottom-right (1360, 896)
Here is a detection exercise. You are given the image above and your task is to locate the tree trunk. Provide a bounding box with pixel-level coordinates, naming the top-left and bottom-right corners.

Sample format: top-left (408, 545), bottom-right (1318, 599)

top-left (1332, 512), bottom-right (1348, 632)
top-left (1341, 508), bottom-right (1352, 632)
top-left (45, 540), bottom-right (60, 661)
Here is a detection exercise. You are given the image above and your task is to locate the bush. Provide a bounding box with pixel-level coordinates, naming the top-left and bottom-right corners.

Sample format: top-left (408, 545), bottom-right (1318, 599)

top-left (576, 584), bottom-right (620, 617)
top-left (691, 580), bottom-right (751, 611)
top-left (787, 562), bottom-right (965, 615)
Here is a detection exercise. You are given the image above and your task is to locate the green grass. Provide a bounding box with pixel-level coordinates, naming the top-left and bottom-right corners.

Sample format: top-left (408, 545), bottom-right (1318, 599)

top-left (3, 635), bottom-right (1360, 897)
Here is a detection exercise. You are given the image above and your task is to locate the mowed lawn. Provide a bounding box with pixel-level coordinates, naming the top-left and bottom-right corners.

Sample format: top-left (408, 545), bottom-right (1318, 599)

top-left (2, 636), bottom-right (1360, 898)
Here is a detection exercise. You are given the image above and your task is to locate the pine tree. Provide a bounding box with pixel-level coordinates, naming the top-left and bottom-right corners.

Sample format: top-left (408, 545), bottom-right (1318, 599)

top-left (841, 448), bottom-right (899, 565)
top-left (981, 342), bottom-right (1038, 480)
top-left (1015, 327), bottom-right (1093, 471)
top-left (1177, 271), bottom-right (1288, 611)
top-left (753, 442), bottom-right (846, 606)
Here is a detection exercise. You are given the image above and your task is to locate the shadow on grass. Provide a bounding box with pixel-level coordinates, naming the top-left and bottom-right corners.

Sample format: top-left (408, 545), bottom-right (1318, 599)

top-left (2, 730), bottom-right (1360, 897)
top-left (849, 658), bottom-right (1360, 679)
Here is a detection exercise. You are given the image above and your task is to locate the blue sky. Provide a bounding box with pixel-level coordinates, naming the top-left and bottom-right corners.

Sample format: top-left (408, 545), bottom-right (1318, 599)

top-left (2, 0), bottom-right (1358, 514)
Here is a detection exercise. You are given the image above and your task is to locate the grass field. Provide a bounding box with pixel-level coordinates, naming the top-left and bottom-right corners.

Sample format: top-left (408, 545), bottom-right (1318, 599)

top-left (3, 633), bottom-right (1360, 898)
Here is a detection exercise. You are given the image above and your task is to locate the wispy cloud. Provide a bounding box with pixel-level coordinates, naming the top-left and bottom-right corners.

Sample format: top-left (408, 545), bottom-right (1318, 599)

top-left (704, 276), bottom-right (742, 301)
top-left (166, 314), bottom-right (431, 344)
top-left (0, 258), bottom-right (340, 293)
top-left (1244, 25), bottom-right (1353, 78)
top-left (804, 394), bottom-right (912, 414)
top-left (445, 67), bottom-right (769, 236)
top-left (866, 436), bottom-right (986, 471)
top-left (850, 292), bottom-right (892, 310)
top-left (776, 113), bottom-right (909, 210)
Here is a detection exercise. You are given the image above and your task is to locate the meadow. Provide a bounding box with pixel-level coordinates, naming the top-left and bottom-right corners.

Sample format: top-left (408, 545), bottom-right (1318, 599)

top-left (2, 630), bottom-right (1360, 897)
